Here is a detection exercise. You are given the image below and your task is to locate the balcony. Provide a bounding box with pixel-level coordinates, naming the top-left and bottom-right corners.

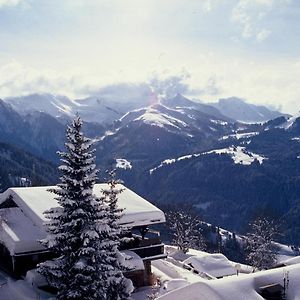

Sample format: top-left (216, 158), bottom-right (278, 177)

top-left (120, 228), bottom-right (167, 261)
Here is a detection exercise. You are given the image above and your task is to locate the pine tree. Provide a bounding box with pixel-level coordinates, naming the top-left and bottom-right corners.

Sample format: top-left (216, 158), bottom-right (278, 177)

top-left (38, 117), bottom-right (121, 300)
top-left (245, 217), bottom-right (279, 270)
top-left (101, 170), bottom-right (133, 300)
top-left (222, 233), bottom-right (245, 263)
top-left (167, 210), bottom-right (206, 253)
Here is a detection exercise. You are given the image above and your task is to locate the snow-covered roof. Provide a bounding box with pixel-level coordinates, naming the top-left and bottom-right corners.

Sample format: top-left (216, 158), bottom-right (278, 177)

top-left (183, 253), bottom-right (236, 279)
top-left (158, 263), bottom-right (300, 300)
top-left (0, 184), bottom-right (165, 255)
top-left (278, 255), bottom-right (300, 266)
top-left (0, 208), bottom-right (46, 255)
top-left (120, 250), bottom-right (145, 271)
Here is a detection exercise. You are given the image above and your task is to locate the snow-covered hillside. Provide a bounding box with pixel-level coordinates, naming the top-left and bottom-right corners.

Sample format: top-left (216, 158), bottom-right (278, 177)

top-left (150, 146), bottom-right (266, 174)
top-left (211, 97), bottom-right (287, 123)
top-left (278, 112), bottom-right (300, 130)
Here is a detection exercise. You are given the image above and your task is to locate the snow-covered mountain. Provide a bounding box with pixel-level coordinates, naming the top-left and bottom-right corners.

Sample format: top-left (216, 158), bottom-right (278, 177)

top-left (4, 92), bottom-right (286, 125)
top-left (210, 97), bottom-right (287, 123)
top-left (0, 99), bottom-right (105, 163)
top-left (4, 84), bottom-right (155, 125)
top-left (5, 92), bottom-right (286, 124)
top-left (161, 94), bottom-right (233, 122)
top-left (6, 93), bottom-right (76, 118)
top-left (117, 103), bottom-right (232, 136)
top-left (4, 93), bottom-right (151, 125)
top-left (93, 106), bottom-right (300, 244)
top-left (2, 92), bottom-right (300, 245)
top-left (95, 102), bottom-right (235, 177)
top-left (276, 112), bottom-right (300, 131)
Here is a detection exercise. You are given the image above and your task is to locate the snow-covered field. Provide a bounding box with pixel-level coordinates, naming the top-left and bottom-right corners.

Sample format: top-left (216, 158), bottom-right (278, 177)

top-left (150, 146), bottom-right (267, 174)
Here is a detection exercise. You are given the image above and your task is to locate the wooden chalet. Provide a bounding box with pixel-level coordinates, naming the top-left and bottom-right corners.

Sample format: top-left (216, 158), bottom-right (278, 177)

top-left (0, 184), bottom-right (166, 287)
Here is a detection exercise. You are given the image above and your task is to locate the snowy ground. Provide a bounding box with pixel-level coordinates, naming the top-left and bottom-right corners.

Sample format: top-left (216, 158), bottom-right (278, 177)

top-left (0, 271), bottom-right (54, 300)
top-left (0, 245), bottom-right (298, 300)
top-left (132, 246), bottom-right (298, 300)
top-left (158, 263), bottom-right (300, 300)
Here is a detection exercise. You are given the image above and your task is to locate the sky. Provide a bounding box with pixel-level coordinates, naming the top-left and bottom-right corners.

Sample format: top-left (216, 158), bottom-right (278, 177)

top-left (0, 0), bottom-right (300, 113)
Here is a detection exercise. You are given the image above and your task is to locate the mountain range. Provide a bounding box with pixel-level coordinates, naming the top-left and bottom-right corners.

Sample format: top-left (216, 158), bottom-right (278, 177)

top-left (1, 92), bottom-right (300, 244)
top-left (3, 92), bottom-right (286, 124)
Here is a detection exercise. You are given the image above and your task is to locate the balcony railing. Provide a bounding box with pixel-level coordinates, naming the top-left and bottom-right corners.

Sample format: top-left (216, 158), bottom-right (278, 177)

top-left (121, 233), bottom-right (166, 260)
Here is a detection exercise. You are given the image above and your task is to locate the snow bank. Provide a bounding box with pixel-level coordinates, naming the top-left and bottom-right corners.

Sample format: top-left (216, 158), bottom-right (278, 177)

top-left (25, 269), bottom-right (48, 287)
top-left (279, 255), bottom-right (300, 266)
top-left (0, 277), bottom-right (55, 300)
top-left (120, 250), bottom-right (145, 271)
top-left (162, 278), bottom-right (189, 292)
top-left (183, 254), bottom-right (236, 279)
top-left (204, 146), bottom-right (266, 165)
top-left (116, 158), bottom-right (132, 170)
top-left (159, 263), bottom-right (300, 300)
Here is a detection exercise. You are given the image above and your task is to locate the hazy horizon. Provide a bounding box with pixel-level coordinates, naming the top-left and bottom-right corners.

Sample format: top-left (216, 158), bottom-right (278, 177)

top-left (1, 0), bottom-right (299, 114)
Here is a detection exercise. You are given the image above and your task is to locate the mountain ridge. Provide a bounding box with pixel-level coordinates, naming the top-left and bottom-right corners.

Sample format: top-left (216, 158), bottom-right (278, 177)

top-left (3, 92), bottom-right (287, 124)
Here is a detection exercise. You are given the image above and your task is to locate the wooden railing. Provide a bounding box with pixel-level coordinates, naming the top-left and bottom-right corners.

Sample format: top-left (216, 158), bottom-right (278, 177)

top-left (121, 234), bottom-right (166, 260)
top-left (129, 243), bottom-right (165, 260)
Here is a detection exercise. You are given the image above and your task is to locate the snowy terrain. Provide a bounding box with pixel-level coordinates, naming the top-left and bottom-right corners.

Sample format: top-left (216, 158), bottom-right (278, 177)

top-left (278, 112), bottom-right (300, 129)
top-left (133, 246), bottom-right (297, 300)
top-left (134, 107), bottom-right (188, 129)
top-left (116, 158), bottom-right (132, 170)
top-left (220, 131), bottom-right (259, 140)
top-left (150, 146), bottom-right (266, 174)
top-left (0, 245), bottom-right (298, 300)
top-left (204, 146), bottom-right (267, 165)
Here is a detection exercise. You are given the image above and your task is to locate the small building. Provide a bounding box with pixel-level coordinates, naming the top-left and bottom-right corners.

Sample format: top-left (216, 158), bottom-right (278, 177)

top-left (183, 253), bottom-right (236, 279)
top-left (0, 184), bottom-right (166, 287)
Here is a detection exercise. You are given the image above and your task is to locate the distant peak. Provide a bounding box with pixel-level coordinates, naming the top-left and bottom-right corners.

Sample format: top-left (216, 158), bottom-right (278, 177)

top-left (218, 97), bottom-right (246, 105)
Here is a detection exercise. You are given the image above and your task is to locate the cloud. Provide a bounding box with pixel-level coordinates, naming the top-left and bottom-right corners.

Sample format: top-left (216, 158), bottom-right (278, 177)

top-left (0, 1), bottom-right (299, 114)
top-left (0, 59), bottom-right (80, 98)
top-left (201, 0), bottom-right (220, 13)
top-left (0, 0), bottom-right (23, 7)
top-left (256, 28), bottom-right (271, 41)
top-left (231, 0), bottom-right (273, 41)
top-left (196, 76), bottom-right (221, 97)
top-left (1, 56), bottom-right (300, 114)
top-left (148, 72), bottom-right (190, 100)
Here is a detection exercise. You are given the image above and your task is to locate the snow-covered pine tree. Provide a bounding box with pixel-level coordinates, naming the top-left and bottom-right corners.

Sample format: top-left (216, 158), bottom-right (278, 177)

top-left (101, 170), bottom-right (133, 300)
top-left (245, 217), bottom-right (279, 271)
top-left (38, 116), bottom-right (112, 300)
top-left (167, 210), bottom-right (206, 253)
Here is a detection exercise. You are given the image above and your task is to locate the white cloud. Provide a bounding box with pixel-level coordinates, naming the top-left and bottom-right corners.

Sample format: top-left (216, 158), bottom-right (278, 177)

top-left (1, 53), bottom-right (300, 114)
top-left (256, 28), bottom-right (271, 41)
top-left (0, 0), bottom-right (22, 7)
top-left (201, 0), bottom-right (219, 13)
top-left (0, 0), bottom-right (299, 115)
top-left (231, 0), bottom-right (273, 40)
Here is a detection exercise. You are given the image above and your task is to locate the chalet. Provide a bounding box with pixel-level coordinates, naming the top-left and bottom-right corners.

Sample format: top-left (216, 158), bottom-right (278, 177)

top-left (0, 184), bottom-right (166, 287)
